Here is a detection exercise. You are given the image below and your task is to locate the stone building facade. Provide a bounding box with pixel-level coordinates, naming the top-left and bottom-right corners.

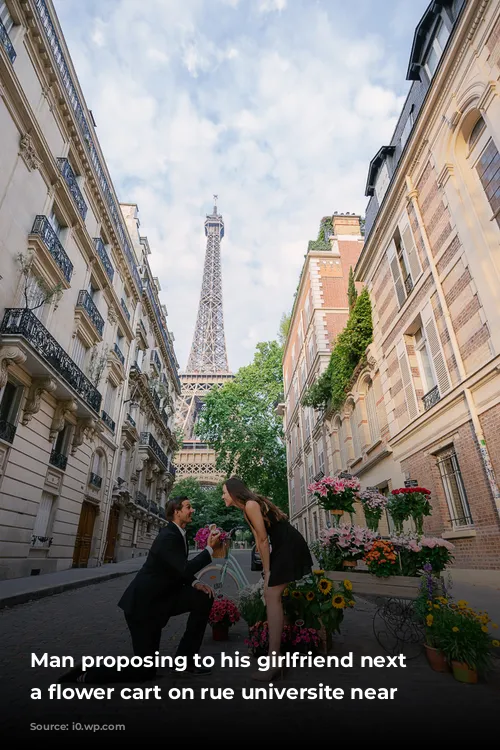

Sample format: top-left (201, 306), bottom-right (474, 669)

top-left (0, 0), bottom-right (180, 579)
top-left (356, 0), bottom-right (500, 582)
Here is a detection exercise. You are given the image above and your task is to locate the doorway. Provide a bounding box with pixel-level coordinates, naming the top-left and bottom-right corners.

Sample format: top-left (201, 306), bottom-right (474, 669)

top-left (104, 504), bottom-right (121, 562)
top-left (72, 500), bottom-right (98, 567)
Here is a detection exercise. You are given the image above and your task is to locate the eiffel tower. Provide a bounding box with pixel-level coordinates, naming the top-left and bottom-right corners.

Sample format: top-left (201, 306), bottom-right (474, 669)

top-left (174, 197), bottom-right (233, 487)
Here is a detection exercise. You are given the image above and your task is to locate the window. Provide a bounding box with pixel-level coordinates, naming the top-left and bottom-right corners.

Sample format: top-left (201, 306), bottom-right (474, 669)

top-left (307, 456), bottom-right (314, 487)
top-left (308, 338), bottom-right (315, 366)
top-left (72, 335), bottom-right (88, 370)
top-left (396, 338), bottom-right (418, 420)
top-left (317, 446), bottom-right (325, 476)
top-left (469, 117), bottom-right (486, 151)
top-left (424, 20), bottom-right (450, 79)
top-left (0, 1), bottom-right (14, 35)
top-left (50, 424), bottom-right (71, 470)
top-left (436, 447), bottom-right (473, 528)
top-left (365, 381), bottom-right (379, 444)
top-left (417, 301), bottom-right (452, 405)
top-left (387, 217), bottom-right (421, 307)
top-left (0, 379), bottom-right (23, 442)
top-left (132, 518), bottom-right (139, 546)
top-left (301, 361), bottom-right (307, 390)
top-left (305, 410), bottom-right (311, 439)
top-left (304, 297), bottom-right (310, 324)
top-left (92, 451), bottom-right (103, 480)
top-left (375, 161), bottom-right (391, 204)
top-left (349, 405), bottom-right (360, 458)
top-left (300, 473), bottom-right (305, 507)
top-left (475, 137), bottom-right (500, 228)
top-left (103, 381), bottom-right (117, 419)
top-left (338, 421), bottom-right (347, 470)
top-left (290, 478), bottom-right (295, 512)
top-left (303, 517), bottom-right (308, 542)
top-left (400, 106), bottom-right (414, 150)
top-left (31, 492), bottom-right (55, 548)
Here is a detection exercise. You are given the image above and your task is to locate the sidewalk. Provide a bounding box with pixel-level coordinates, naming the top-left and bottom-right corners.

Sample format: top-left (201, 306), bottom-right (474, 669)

top-left (0, 556), bottom-right (144, 610)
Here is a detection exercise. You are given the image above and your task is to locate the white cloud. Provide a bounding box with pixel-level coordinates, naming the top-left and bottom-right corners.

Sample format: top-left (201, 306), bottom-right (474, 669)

top-left (53, 0), bottom-right (424, 372)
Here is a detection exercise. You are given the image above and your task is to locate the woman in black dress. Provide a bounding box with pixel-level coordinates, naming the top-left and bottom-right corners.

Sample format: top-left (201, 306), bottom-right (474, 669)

top-left (222, 476), bottom-right (312, 681)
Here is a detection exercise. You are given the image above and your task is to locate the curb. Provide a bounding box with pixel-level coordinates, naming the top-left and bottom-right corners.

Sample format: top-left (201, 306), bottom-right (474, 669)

top-left (0, 568), bottom-right (136, 611)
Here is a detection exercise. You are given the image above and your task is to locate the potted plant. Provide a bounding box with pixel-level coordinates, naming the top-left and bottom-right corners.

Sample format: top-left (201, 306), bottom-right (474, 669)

top-left (208, 596), bottom-right (240, 640)
top-left (244, 622), bottom-right (321, 657)
top-left (386, 487), bottom-right (432, 535)
top-left (414, 585), bottom-right (451, 672)
top-left (307, 474), bottom-right (361, 526)
top-left (238, 580), bottom-right (267, 628)
top-left (391, 534), bottom-right (454, 576)
top-left (363, 539), bottom-right (398, 577)
top-left (437, 600), bottom-right (497, 683)
top-left (194, 525), bottom-right (229, 558)
top-left (358, 488), bottom-right (388, 531)
top-left (318, 524), bottom-right (379, 570)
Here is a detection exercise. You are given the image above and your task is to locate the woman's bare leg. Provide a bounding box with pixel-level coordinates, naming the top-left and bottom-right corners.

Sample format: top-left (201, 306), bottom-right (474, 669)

top-left (265, 582), bottom-right (288, 657)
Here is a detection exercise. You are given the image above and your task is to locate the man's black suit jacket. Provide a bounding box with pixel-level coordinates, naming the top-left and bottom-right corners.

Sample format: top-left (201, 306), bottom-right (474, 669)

top-left (118, 522), bottom-right (211, 621)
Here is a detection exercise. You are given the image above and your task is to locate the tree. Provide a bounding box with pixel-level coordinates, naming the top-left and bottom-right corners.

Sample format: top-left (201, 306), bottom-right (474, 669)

top-left (278, 312), bottom-right (291, 345)
top-left (195, 337), bottom-right (288, 512)
top-left (348, 266), bottom-right (357, 312)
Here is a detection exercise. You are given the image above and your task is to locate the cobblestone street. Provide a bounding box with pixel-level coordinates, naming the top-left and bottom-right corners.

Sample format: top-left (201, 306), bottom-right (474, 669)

top-left (0, 570), bottom-right (498, 740)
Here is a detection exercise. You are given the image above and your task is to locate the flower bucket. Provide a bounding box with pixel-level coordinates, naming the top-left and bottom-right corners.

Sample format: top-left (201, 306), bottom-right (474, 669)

top-left (424, 644), bottom-right (450, 673)
top-left (342, 560), bottom-right (357, 569)
top-left (451, 661), bottom-right (478, 684)
top-left (212, 623), bottom-right (229, 641)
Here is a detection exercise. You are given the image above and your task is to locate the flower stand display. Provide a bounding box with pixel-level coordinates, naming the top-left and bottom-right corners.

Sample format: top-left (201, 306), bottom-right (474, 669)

top-left (208, 596), bottom-right (240, 641)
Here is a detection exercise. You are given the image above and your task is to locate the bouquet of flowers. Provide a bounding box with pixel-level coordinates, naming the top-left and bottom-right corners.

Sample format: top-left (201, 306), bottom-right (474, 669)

top-left (364, 539), bottom-right (397, 577)
top-left (387, 486), bottom-right (432, 534)
top-left (194, 525), bottom-right (229, 557)
top-left (282, 570), bottom-right (355, 636)
top-left (245, 622), bottom-right (321, 657)
top-left (238, 580), bottom-right (266, 626)
top-left (358, 488), bottom-right (388, 531)
top-left (307, 474), bottom-right (361, 525)
top-left (316, 524), bottom-right (379, 570)
top-left (391, 534), bottom-right (454, 576)
top-left (208, 596), bottom-right (240, 628)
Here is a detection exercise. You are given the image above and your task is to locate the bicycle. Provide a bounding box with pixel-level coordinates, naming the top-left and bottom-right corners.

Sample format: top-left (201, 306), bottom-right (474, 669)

top-left (195, 526), bottom-right (253, 601)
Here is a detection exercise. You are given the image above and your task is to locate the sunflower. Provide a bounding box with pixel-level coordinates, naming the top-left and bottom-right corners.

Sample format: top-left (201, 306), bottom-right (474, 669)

top-left (343, 579), bottom-right (353, 591)
top-left (312, 569), bottom-right (325, 575)
top-left (348, 600), bottom-right (355, 607)
top-left (283, 588), bottom-right (289, 597)
top-left (426, 614), bottom-right (433, 627)
top-left (306, 591), bottom-right (315, 601)
top-left (457, 600), bottom-right (467, 609)
top-left (492, 640), bottom-right (500, 647)
top-left (318, 578), bottom-right (333, 595)
top-left (332, 595), bottom-right (345, 609)
top-left (481, 626), bottom-right (489, 633)
top-left (292, 591), bottom-right (302, 599)
top-left (452, 627), bottom-right (459, 633)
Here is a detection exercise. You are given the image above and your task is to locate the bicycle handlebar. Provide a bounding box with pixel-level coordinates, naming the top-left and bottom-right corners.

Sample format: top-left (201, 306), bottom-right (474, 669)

top-left (226, 525), bottom-right (248, 538)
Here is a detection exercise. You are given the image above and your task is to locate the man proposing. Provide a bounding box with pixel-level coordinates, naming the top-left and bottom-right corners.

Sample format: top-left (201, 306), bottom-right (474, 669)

top-left (58, 496), bottom-right (221, 684)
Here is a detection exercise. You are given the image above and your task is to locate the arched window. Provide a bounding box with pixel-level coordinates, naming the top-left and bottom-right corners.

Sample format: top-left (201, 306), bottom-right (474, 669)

top-left (466, 114), bottom-right (500, 229)
top-left (365, 379), bottom-right (380, 444)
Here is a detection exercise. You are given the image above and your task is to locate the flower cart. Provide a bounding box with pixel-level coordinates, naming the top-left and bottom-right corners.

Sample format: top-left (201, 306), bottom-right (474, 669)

top-left (308, 473), bottom-right (361, 527)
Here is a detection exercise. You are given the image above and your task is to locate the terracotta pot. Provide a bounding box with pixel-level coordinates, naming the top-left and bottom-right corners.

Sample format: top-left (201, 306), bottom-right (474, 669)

top-left (342, 560), bottom-right (357, 568)
top-left (212, 623), bottom-right (229, 641)
top-left (424, 644), bottom-right (450, 672)
top-left (451, 660), bottom-right (478, 684)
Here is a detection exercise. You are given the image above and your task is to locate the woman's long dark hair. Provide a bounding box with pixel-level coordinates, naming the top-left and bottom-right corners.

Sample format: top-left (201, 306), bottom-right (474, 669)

top-left (224, 476), bottom-right (287, 527)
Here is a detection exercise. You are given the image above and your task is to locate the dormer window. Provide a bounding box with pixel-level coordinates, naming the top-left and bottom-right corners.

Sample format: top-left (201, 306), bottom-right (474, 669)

top-left (374, 161), bottom-right (390, 204)
top-left (424, 20), bottom-right (450, 79)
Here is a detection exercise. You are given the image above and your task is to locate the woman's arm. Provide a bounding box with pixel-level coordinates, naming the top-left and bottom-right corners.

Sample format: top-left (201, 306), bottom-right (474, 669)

top-left (245, 500), bottom-right (271, 575)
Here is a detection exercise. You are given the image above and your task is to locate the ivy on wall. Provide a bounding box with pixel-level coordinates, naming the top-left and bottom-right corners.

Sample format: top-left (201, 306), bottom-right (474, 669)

top-left (301, 287), bottom-right (373, 412)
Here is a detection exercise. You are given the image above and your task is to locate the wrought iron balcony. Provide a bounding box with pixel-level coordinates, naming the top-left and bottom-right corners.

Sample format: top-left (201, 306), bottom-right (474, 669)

top-left (31, 535), bottom-right (53, 548)
top-left (56, 158), bottom-right (88, 220)
top-left (126, 413), bottom-right (136, 427)
top-left (143, 280), bottom-right (180, 390)
top-left (1, 309), bottom-right (102, 413)
top-left (31, 215), bottom-right (73, 283)
top-left (34, 0), bottom-right (142, 295)
top-left (0, 419), bottom-right (16, 444)
top-left (149, 501), bottom-right (160, 516)
top-left (135, 490), bottom-right (149, 509)
top-left (422, 384), bottom-right (440, 411)
top-left (101, 411), bottom-right (115, 432)
top-left (77, 290), bottom-right (104, 337)
top-left (139, 431), bottom-right (169, 473)
top-left (151, 350), bottom-right (161, 372)
top-left (113, 343), bottom-right (125, 366)
top-left (0, 17), bottom-right (16, 63)
top-left (151, 389), bottom-right (161, 411)
top-left (50, 449), bottom-right (67, 471)
top-left (93, 238), bottom-right (114, 282)
top-left (120, 298), bottom-right (130, 321)
top-left (403, 274), bottom-right (414, 297)
top-left (89, 472), bottom-right (102, 489)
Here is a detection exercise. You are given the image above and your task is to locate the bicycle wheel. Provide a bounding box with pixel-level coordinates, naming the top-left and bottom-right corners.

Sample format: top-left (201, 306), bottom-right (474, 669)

top-left (197, 565), bottom-right (241, 602)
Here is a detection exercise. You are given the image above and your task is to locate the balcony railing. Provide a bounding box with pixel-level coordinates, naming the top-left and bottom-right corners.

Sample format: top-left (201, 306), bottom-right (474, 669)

top-left (422, 384), bottom-right (440, 411)
top-left (403, 274), bottom-right (414, 297)
top-left (151, 350), bottom-right (161, 372)
top-left (140, 431), bottom-right (169, 473)
top-left (56, 158), bottom-right (88, 220)
top-left (101, 411), bottom-right (115, 432)
top-left (77, 290), bottom-right (104, 337)
top-left (126, 413), bottom-right (136, 428)
top-left (135, 490), bottom-right (149, 509)
top-left (89, 472), bottom-right (102, 488)
top-left (31, 535), bottom-right (53, 548)
top-left (120, 298), bottom-right (130, 321)
top-left (50, 449), bottom-right (67, 471)
top-left (1, 309), bottom-right (102, 413)
top-left (0, 18), bottom-right (16, 63)
top-left (31, 216), bottom-right (73, 283)
top-left (143, 280), bottom-right (180, 390)
top-left (34, 0), bottom-right (142, 295)
top-left (169, 462), bottom-right (177, 478)
top-left (0, 419), bottom-right (16, 444)
top-left (113, 343), bottom-right (125, 366)
top-left (93, 238), bottom-right (114, 282)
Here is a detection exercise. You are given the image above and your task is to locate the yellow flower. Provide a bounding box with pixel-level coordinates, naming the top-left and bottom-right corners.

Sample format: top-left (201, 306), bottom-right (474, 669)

top-left (452, 627), bottom-right (459, 632)
top-left (343, 579), bottom-right (353, 591)
top-left (318, 578), bottom-right (333, 595)
top-left (480, 615), bottom-right (489, 625)
top-left (292, 591), bottom-right (302, 599)
top-left (481, 626), bottom-right (488, 633)
top-left (426, 615), bottom-right (434, 627)
top-left (306, 591), bottom-right (315, 601)
top-left (283, 588), bottom-right (289, 597)
top-left (492, 623), bottom-right (498, 629)
top-left (426, 600), bottom-right (432, 607)
top-left (332, 595), bottom-right (345, 609)
top-left (492, 640), bottom-right (500, 647)
top-left (457, 600), bottom-right (467, 609)
top-left (437, 597), bottom-right (448, 605)
top-left (348, 600), bottom-right (355, 607)
top-left (312, 569), bottom-right (324, 575)
top-left (433, 604), bottom-right (440, 610)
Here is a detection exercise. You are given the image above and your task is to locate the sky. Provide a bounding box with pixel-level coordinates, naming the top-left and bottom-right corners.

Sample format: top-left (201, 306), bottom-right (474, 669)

top-left (52, 0), bottom-right (429, 372)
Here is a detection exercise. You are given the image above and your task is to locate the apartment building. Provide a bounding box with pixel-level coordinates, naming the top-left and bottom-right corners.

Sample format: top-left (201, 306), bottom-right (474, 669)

top-left (282, 213), bottom-right (364, 540)
top-left (0, 0), bottom-right (180, 578)
top-left (356, 0), bottom-right (500, 581)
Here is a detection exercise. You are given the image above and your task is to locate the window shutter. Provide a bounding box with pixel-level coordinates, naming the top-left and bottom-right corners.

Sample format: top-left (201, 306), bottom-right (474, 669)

top-left (366, 384), bottom-right (379, 442)
top-left (421, 302), bottom-right (451, 397)
top-left (396, 339), bottom-right (418, 420)
top-left (387, 240), bottom-right (406, 307)
top-left (399, 215), bottom-right (422, 283)
top-left (32, 492), bottom-right (54, 539)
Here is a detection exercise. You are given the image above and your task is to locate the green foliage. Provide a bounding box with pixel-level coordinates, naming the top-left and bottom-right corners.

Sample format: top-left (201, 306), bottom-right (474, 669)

top-left (307, 215), bottom-right (332, 253)
top-left (302, 287), bottom-right (373, 411)
top-left (347, 266), bottom-right (357, 312)
top-left (169, 477), bottom-right (241, 543)
top-left (278, 312), bottom-right (291, 345)
top-left (195, 339), bottom-right (288, 511)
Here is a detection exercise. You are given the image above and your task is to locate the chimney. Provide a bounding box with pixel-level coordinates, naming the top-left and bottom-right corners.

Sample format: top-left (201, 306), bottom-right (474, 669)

top-left (332, 213), bottom-right (361, 236)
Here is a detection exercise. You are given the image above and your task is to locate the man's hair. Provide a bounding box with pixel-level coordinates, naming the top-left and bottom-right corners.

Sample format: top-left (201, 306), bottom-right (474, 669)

top-left (165, 496), bottom-right (189, 521)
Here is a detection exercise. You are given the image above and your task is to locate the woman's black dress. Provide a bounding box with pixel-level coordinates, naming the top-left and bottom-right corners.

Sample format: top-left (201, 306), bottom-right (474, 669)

top-left (267, 515), bottom-right (313, 587)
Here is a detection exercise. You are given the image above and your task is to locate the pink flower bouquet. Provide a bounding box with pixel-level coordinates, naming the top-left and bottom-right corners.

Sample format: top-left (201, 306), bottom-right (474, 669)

top-left (358, 489), bottom-right (388, 531)
top-left (208, 596), bottom-right (240, 628)
top-left (194, 525), bottom-right (229, 550)
top-left (307, 474), bottom-right (361, 524)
